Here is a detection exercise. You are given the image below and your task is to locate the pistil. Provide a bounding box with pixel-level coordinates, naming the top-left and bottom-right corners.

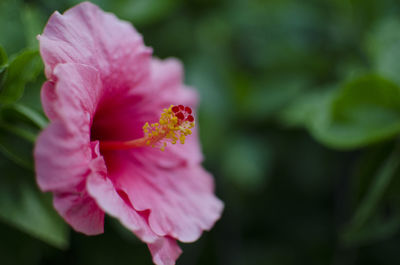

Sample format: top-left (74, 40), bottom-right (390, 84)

top-left (100, 105), bottom-right (195, 151)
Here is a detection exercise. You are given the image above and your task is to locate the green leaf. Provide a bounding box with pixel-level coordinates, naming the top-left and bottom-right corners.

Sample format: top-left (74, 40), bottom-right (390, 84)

top-left (0, 46), bottom-right (7, 88)
top-left (282, 75), bottom-right (400, 149)
top-left (0, 125), bottom-right (34, 170)
top-left (0, 67), bottom-right (6, 91)
top-left (0, 45), bottom-right (7, 66)
top-left (316, 75), bottom-right (400, 149)
top-left (0, 49), bottom-right (42, 105)
top-left (366, 18), bottom-right (400, 85)
top-left (0, 154), bottom-right (69, 249)
top-left (279, 87), bottom-right (335, 128)
top-left (8, 104), bottom-right (48, 130)
top-left (342, 212), bottom-right (400, 247)
top-left (341, 144), bottom-right (400, 246)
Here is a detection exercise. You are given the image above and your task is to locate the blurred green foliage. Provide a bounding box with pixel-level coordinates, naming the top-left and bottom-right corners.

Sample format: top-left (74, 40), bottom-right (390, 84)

top-left (3, 0), bottom-right (400, 264)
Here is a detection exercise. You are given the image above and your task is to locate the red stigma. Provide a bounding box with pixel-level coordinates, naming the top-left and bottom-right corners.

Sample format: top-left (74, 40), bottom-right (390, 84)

top-left (185, 106), bottom-right (192, 114)
top-left (187, 115), bottom-right (194, 122)
top-left (171, 105), bottom-right (194, 123)
top-left (172, 106), bottom-right (180, 113)
top-left (176, 112), bottom-right (185, 120)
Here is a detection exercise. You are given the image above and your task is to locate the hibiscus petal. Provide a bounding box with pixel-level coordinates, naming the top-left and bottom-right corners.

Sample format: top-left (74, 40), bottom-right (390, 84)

top-left (88, 142), bottom-right (183, 264)
top-left (34, 120), bottom-right (92, 191)
top-left (105, 151), bottom-right (224, 242)
top-left (35, 63), bottom-right (103, 191)
top-left (34, 63), bottom-right (107, 234)
top-left (38, 1), bottom-right (151, 99)
top-left (50, 63), bottom-right (102, 126)
top-left (86, 144), bottom-right (159, 243)
top-left (150, 58), bottom-right (197, 107)
top-left (53, 189), bottom-right (104, 235)
top-left (36, 140), bottom-right (106, 235)
top-left (148, 237), bottom-right (182, 265)
top-left (41, 81), bottom-right (58, 121)
top-left (86, 171), bottom-right (166, 243)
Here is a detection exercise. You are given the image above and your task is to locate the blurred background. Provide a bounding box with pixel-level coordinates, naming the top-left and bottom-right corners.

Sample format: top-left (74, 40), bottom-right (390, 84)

top-left (3, 0), bottom-right (400, 264)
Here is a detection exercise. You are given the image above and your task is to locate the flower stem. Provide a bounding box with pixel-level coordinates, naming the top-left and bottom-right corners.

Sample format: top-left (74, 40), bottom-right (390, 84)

top-left (0, 123), bottom-right (37, 143)
top-left (11, 104), bottom-right (48, 129)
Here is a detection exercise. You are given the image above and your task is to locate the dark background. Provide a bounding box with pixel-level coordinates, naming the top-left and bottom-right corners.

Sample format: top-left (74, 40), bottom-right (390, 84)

top-left (2, 0), bottom-right (400, 264)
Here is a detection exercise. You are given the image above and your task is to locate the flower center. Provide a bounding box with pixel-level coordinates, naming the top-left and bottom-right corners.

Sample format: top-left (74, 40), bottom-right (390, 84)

top-left (99, 105), bottom-right (195, 151)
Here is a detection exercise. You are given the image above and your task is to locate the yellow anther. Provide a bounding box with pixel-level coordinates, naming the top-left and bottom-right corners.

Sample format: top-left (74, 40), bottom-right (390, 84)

top-left (141, 105), bottom-right (195, 151)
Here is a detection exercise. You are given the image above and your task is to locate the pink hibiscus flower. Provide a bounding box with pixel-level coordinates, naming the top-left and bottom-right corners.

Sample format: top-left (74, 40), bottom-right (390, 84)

top-left (33, 2), bottom-right (223, 265)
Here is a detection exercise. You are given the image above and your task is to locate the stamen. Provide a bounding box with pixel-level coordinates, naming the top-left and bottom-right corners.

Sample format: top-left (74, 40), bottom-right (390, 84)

top-left (100, 105), bottom-right (195, 151)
